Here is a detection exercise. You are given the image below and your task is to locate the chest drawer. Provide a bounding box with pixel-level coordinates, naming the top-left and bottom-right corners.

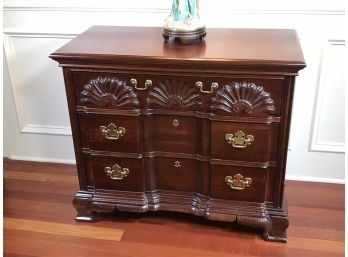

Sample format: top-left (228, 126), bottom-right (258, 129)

top-left (210, 164), bottom-right (267, 202)
top-left (79, 114), bottom-right (141, 153)
top-left (211, 121), bottom-right (278, 162)
top-left (143, 115), bottom-right (201, 154)
top-left (153, 157), bottom-right (200, 192)
top-left (85, 155), bottom-right (144, 191)
top-left (75, 73), bottom-right (141, 110)
top-left (73, 71), bottom-right (283, 117)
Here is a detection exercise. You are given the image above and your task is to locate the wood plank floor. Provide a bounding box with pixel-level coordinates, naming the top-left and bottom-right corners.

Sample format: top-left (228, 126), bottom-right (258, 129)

top-left (3, 159), bottom-right (345, 257)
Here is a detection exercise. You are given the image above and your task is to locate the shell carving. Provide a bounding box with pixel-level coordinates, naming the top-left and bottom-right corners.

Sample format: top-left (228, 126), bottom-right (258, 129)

top-left (210, 82), bottom-right (275, 114)
top-left (80, 76), bottom-right (140, 108)
top-left (147, 79), bottom-right (202, 110)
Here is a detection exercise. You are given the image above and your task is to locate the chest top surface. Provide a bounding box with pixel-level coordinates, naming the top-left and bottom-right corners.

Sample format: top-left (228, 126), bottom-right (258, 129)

top-left (50, 26), bottom-right (305, 70)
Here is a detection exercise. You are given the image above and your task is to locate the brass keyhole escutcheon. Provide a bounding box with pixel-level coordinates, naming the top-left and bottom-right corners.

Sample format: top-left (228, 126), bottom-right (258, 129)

top-left (172, 118), bottom-right (179, 127)
top-left (225, 131), bottom-right (254, 149)
top-left (104, 164), bottom-right (130, 180)
top-left (100, 123), bottom-right (126, 140)
top-left (174, 161), bottom-right (181, 168)
top-left (225, 174), bottom-right (252, 190)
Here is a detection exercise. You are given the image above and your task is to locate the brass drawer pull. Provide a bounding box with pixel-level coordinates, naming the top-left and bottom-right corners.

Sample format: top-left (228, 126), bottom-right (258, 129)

top-left (105, 164), bottom-right (130, 180)
top-left (172, 118), bottom-right (179, 127)
top-left (100, 123), bottom-right (126, 140)
top-left (174, 161), bottom-right (181, 168)
top-left (225, 131), bottom-right (254, 149)
top-left (130, 78), bottom-right (152, 90)
top-left (225, 174), bottom-right (252, 190)
top-left (196, 81), bottom-right (219, 94)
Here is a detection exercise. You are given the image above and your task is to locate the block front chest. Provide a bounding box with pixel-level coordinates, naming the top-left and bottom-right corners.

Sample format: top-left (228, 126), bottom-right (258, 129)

top-left (50, 26), bottom-right (305, 242)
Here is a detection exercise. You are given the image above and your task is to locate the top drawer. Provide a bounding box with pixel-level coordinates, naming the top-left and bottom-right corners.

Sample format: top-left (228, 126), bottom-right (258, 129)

top-left (72, 71), bottom-right (284, 116)
top-left (73, 72), bottom-right (141, 111)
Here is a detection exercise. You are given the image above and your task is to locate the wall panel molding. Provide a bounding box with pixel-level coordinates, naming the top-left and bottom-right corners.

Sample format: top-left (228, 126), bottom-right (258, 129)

top-left (7, 155), bottom-right (76, 164)
top-left (285, 174), bottom-right (345, 184)
top-left (3, 32), bottom-right (75, 136)
top-left (3, 8), bottom-right (345, 16)
top-left (21, 124), bottom-right (71, 136)
top-left (3, 31), bottom-right (77, 37)
top-left (309, 39), bottom-right (345, 153)
top-left (3, 0), bottom-right (345, 15)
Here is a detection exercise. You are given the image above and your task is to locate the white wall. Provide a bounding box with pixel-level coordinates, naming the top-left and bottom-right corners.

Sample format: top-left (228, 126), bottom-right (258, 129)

top-left (3, 0), bottom-right (345, 182)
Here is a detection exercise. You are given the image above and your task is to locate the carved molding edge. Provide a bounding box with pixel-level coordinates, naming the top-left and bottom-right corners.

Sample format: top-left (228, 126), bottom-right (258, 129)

top-left (80, 76), bottom-right (140, 108)
top-left (210, 82), bottom-right (275, 114)
top-left (73, 190), bottom-right (288, 242)
top-left (147, 79), bottom-right (202, 110)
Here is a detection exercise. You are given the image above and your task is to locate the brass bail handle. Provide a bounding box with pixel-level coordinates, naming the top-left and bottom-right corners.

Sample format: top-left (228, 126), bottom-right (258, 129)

top-left (225, 131), bottom-right (254, 149)
top-left (130, 78), bottom-right (152, 90)
top-left (225, 174), bottom-right (252, 190)
top-left (100, 123), bottom-right (126, 140)
top-left (196, 81), bottom-right (219, 94)
top-left (104, 164), bottom-right (130, 180)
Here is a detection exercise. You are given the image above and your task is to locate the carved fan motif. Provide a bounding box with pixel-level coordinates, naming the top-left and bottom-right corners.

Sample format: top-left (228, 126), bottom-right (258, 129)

top-left (210, 82), bottom-right (275, 114)
top-left (147, 79), bottom-right (202, 110)
top-left (80, 76), bottom-right (140, 108)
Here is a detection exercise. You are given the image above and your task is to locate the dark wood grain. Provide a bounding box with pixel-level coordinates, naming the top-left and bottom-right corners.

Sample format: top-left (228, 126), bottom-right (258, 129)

top-left (3, 159), bottom-right (344, 257)
top-left (143, 115), bottom-right (201, 154)
top-left (80, 114), bottom-right (141, 153)
top-left (210, 165), bottom-right (267, 202)
top-left (211, 121), bottom-right (278, 162)
top-left (50, 26), bottom-right (305, 67)
top-left (49, 26), bottom-right (306, 242)
top-left (154, 157), bottom-right (200, 192)
top-left (85, 155), bottom-right (144, 191)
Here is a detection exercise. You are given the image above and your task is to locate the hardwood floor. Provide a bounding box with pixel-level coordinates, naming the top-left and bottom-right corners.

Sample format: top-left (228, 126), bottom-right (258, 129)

top-left (3, 159), bottom-right (345, 257)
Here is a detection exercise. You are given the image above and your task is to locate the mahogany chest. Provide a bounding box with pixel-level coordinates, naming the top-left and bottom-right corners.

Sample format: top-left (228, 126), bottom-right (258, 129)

top-left (50, 26), bottom-right (305, 242)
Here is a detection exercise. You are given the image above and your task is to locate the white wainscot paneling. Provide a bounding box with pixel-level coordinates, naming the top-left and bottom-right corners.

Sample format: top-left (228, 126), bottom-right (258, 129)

top-left (310, 40), bottom-right (345, 153)
top-left (3, 0), bottom-right (346, 182)
top-left (3, 54), bottom-right (76, 162)
top-left (3, 33), bottom-right (75, 135)
top-left (3, 0), bottom-right (345, 13)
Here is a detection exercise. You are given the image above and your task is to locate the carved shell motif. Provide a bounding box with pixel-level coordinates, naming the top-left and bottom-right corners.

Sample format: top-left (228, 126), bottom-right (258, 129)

top-left (147, 79), bottom-right (202, 110)
top-left (80, 76), bottom-right (140, 108)
top-left (210, 82), bottom-right (275, 114)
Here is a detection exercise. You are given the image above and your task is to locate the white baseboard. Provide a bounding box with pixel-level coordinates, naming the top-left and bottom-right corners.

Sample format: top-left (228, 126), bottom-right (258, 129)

top-left (6, 155), bottom-right (76, 165)
top-left (286, 175), bottom-right (345, 184)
